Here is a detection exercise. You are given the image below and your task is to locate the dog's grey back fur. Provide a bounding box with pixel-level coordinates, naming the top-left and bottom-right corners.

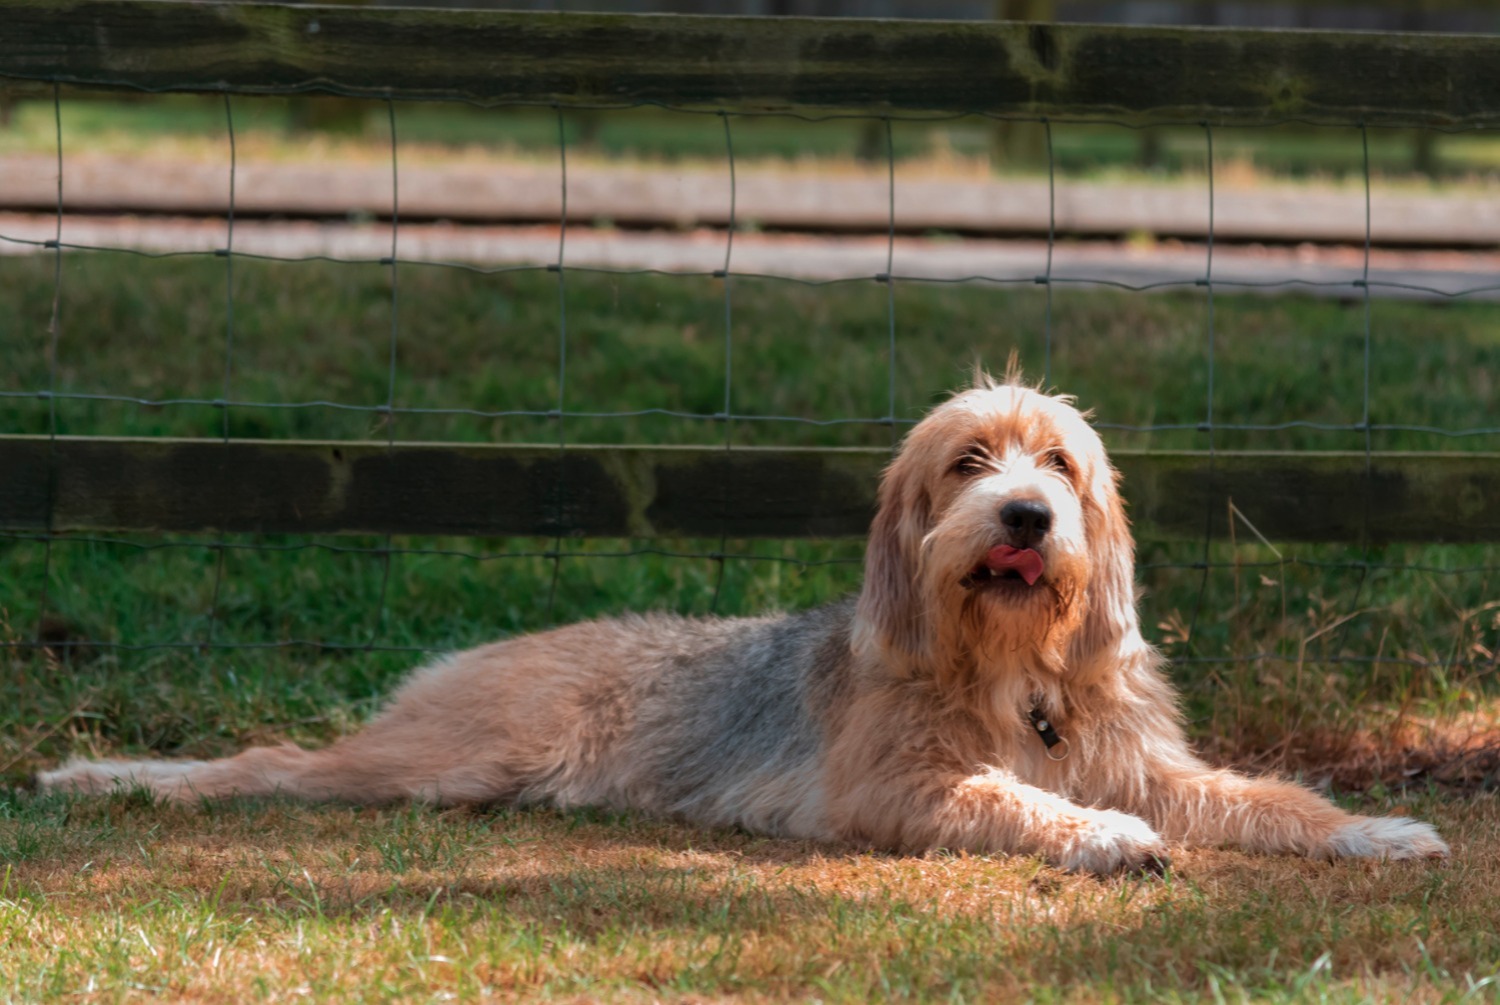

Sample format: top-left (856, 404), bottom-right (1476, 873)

top-left (579, 599), bottom-right (856, 837)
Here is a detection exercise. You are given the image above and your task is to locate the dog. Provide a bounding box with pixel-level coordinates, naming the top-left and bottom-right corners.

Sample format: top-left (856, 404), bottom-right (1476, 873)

top-left (39, 374), bottom-right (1448, 875)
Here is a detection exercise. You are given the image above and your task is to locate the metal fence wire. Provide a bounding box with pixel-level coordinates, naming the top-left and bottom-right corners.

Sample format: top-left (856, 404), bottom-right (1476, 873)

top-left (0, 7), bottom-right (1496, 722)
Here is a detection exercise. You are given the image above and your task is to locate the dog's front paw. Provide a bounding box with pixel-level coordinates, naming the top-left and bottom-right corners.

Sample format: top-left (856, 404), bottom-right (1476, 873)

top-left (1324, 815), bottom-right (1449, 861)
top-left (1056, 808), bottom-right (1171, 876)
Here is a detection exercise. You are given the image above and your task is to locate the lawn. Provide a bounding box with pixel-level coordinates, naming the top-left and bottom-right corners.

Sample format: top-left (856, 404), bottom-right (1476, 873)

top-left (3, 788), bottom-right (1498, 1003)
top-left (1, 236), bottom-right (1498, 1000)
top-left (4, 95), bottom-right (1500, 185)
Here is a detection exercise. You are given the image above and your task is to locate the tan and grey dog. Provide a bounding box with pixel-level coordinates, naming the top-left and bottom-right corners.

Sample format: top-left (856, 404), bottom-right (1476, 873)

top-left (41, 375), bottom-right (1448, 874)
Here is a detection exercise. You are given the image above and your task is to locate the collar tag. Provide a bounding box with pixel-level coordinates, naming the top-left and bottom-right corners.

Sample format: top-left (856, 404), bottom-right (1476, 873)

top-left (1028, 705), bottom-right (1070, 762)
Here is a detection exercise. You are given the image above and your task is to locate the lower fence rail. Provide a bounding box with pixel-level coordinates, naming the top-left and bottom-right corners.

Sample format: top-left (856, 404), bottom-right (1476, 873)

top-left (0, 436), bottom-right (1495, 543)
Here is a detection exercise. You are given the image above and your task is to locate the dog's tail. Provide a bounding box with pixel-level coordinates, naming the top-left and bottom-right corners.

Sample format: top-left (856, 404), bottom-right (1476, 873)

top-left (36, 735), bottom-right (480, 806)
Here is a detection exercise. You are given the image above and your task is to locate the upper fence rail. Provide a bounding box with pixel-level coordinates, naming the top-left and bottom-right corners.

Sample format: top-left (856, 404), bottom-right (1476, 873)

top-left (4, 0), bottom-right (1500, 127)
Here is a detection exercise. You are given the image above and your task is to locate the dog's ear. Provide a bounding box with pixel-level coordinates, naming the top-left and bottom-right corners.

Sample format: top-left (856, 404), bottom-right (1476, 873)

top-left (853, 454), bottom-right (932, 674)
top-left (1068, 454), bottom-right (1141, 667)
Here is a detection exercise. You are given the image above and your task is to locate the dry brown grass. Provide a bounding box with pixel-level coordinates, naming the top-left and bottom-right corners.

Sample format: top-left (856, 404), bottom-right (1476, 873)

top-left (1207, 710), bottom-right (1500, 794)
top-left (2, 789), bottom-right (1497, 1002)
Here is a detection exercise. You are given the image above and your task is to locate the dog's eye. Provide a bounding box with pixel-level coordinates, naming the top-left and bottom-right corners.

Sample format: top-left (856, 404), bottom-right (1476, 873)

top-left (953, 455), bottom-right (987, 477)
top-left (1045, 451), bottom-right (1072, 476)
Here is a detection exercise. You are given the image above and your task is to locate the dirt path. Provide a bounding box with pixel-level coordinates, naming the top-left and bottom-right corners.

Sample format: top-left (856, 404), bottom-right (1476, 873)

top-left (4, 152), bottom-right (1500, 245)
top-left (3, 212), bottom-right (1496, 302)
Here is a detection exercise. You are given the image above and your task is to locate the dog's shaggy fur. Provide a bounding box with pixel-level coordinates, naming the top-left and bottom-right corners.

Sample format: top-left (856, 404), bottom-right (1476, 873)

top-left (40, 377), bottom-right (1448, 874)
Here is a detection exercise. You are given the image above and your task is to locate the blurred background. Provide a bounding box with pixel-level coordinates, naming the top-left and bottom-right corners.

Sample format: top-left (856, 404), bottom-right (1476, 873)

top-left (1, 0), bottom-right (1496, 789)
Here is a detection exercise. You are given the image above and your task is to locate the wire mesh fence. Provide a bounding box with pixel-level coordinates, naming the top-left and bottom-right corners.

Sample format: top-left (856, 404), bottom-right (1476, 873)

top-left (1, 3), bottom-right (1497, 781)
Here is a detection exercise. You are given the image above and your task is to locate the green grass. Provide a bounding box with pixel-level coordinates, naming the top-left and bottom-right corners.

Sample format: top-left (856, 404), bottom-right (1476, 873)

top-left (1, 239), bottom-right (1498, 1000)
top-left (6, 96), bottom-right (1500, 184)
top-left (3, 254), bottom-right (1497, 451)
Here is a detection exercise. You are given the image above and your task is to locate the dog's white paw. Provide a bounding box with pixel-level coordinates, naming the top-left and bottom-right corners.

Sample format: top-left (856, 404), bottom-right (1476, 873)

top-left (1057, 808), bottom-right (1171, 876)
top-left (1325, 815), bottom-right (1449, 861)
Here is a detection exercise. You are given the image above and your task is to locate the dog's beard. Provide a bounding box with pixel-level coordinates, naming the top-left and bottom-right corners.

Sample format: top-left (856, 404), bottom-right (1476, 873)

top-left (924, 543), bottom-right (1089, 677)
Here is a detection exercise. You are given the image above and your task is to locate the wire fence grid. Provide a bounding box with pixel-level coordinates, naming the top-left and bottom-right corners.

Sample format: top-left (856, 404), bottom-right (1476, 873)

top-left (0, 30), bottom-right (1497, 704)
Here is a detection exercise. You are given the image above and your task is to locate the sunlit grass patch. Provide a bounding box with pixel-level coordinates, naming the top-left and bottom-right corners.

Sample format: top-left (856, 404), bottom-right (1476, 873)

top-left (1, 789), bottom-right (1496, 1002)
top-left (6, 97), bottom-right (1500, 188)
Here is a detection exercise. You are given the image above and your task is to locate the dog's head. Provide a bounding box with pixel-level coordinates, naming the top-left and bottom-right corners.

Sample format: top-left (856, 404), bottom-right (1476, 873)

top-left (853, 374), bottom-right (1137, 681)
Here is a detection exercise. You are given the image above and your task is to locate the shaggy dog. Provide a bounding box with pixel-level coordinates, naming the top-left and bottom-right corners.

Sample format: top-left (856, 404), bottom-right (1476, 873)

top-left (40, 376), bottom-right (1448, 875)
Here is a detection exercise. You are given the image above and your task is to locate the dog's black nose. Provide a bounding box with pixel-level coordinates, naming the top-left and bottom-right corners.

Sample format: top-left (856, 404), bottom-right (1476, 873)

top-left (1000, 499), bottom-right (1052, 544)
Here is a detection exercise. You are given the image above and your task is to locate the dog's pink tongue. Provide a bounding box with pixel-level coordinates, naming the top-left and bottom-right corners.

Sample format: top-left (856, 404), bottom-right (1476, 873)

top-left (986, 545), bottom-right (1045, 586)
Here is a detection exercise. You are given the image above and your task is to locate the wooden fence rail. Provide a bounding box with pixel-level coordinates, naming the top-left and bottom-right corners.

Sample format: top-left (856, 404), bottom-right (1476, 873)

top-left (3, 0), bottom-right (1500, 127)
top-left (2, 438), bottom-right (1496, 544)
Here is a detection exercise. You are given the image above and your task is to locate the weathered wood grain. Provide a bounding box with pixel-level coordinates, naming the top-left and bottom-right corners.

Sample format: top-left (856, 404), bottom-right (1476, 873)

top-left (1, 437), bottom-right (1495, 543)
top-left (2, 1), bottom-right (1498, 126)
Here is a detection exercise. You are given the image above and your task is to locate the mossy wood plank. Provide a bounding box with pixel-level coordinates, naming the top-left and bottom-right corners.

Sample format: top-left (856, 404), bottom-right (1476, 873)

top-left (0, 437), bottom-right (1495, 543)
top-left (0, 437), bottom-right (888, 540)
top-left (1, 1), bottom-right (1499, 127)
